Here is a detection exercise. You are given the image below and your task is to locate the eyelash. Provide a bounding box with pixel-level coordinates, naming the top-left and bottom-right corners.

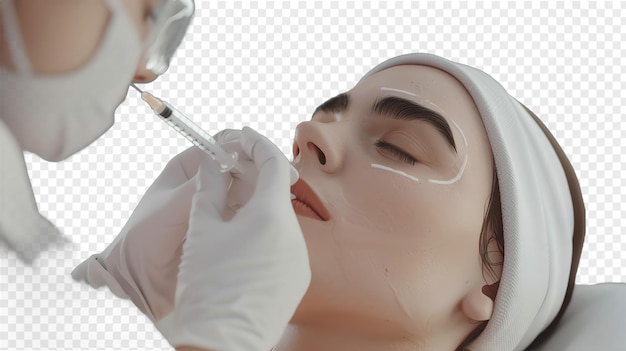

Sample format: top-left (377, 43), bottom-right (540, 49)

top-left (374, 139), bottom-right (417, 165)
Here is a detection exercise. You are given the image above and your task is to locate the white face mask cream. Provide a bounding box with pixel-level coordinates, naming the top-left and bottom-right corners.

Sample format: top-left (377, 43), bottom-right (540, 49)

top-left (371, 119), bottom-right (468, 185)
top-left (380, 87), bottom-right (417, 97)
top-left (370, 164), bottom-right (421, 182)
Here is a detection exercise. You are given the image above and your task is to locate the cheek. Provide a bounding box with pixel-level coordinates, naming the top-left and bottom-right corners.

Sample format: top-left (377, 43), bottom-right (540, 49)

top-left (334, 165), bottom-right (452, 243)
top-left (329, 163), bottom-right (483, 281)
top-left (300, 164), bottom-right (487, 323)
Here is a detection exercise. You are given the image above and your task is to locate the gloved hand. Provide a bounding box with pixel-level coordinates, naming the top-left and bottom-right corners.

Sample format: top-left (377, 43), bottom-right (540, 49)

top-left (157, 127), bottom-right (310, 351)
top-left (71, 129), bottom-right (288, 322)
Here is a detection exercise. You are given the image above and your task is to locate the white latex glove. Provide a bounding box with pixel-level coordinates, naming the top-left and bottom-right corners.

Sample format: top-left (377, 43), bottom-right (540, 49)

top-left (157, 127), bottom-right (310, 351)
top-left (71, 129), bottom-right (275, 322)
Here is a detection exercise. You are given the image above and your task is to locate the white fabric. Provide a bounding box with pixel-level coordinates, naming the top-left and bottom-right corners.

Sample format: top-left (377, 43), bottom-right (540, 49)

top-left (0, 0), bottom-right (141, 161)
top-left (527, 283), bottom-right (626, 351)
top-left (0, 120), bottom-right (65, 262)
top-left (361, 53), bottom-right (575, 350)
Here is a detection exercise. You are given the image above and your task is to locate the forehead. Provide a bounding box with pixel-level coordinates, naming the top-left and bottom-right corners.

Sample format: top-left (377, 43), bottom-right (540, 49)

top-left (352, 65), bottom-right (478, 119)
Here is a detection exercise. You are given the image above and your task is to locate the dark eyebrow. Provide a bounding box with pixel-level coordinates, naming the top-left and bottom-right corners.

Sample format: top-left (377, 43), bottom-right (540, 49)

top-left (313, 93), bottom-right (457, 152)
top-left (313, 93), bottom-right (349, 116)
top-left (372, 96), bottom-right (457, 152)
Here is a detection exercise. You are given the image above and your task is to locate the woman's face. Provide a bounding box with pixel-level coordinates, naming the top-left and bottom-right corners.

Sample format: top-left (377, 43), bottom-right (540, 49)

top-left (290, 65), bottom-right (497, 339)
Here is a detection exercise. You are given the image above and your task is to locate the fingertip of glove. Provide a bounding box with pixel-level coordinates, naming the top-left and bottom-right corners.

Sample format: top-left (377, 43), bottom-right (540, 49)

top-left (240, 126), bottom-right (258, 152)
top-left (214, 128), bottom-right (242, 145)
top-left (241, 126), bottom-right (255, 136)
top-left (290, 164), bottom-right (299, 185)
top-left (241, 127), bottom-right (296, 183)
top-left (70, 262), bottom-right (86, 281)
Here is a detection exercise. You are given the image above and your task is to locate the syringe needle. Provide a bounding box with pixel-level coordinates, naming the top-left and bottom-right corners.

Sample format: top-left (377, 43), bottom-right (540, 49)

top-left (130, 84), bottom-right (240, 173)
top-left (130, 83), bottom-right (143, 93)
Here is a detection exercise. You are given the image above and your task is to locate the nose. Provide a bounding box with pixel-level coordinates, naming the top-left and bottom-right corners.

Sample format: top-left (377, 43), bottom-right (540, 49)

top-left (132, 56), bottom-right (159, 83)
top-left (293, 120), bottom-right (343, 173)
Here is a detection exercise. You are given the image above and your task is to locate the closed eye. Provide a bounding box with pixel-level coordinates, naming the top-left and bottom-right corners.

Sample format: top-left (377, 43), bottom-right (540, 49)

top-left (374, 139), bottom-right (417, 165)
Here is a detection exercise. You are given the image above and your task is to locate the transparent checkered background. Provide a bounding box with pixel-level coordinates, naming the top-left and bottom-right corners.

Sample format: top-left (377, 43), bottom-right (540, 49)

top-left (1, 1), bottom-right (625, 349)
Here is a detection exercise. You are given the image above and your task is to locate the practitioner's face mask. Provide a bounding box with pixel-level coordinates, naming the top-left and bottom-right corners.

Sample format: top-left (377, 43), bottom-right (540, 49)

top-left (0, 0), bottom-right (141, 161)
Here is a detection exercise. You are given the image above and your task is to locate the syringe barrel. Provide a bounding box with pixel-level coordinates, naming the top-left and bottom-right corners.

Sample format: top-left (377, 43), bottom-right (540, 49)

top-left (159, 101), bottom-right (238, 172)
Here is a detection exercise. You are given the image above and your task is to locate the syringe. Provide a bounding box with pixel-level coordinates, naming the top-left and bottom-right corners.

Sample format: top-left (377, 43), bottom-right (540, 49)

top-left (130, 83), bottom-right (239, 172)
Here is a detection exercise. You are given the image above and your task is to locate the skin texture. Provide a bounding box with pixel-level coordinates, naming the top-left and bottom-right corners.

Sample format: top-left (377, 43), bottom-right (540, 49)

top-left (0, 0), bottom-right (158, 82)
top-left (0, 4), bottom-right (503, 347)
top-left (279, 65), bottom-right (501, 351)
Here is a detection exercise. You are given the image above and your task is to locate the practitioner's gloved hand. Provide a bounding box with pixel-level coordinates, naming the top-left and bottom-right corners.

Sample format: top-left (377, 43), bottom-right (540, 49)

top-left (71, 129), bottom-right (292, 322)
top-left (157, 127), bottom-right (310, 351)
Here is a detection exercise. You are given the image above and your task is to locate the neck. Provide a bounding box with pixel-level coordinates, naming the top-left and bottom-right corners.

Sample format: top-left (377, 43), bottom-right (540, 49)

top-left (273, 323), bottom-right (438, 351)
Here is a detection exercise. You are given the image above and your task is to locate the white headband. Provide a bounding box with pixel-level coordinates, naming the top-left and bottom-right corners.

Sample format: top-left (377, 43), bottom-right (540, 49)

top-left (361, 53), bottom-right (575, 351)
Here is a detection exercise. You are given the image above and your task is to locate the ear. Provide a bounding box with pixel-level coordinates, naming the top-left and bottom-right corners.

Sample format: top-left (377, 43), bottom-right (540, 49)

top-left (460, 282), bottom-right (498, 322)
top-left (461, 239), bottom-right (502, 322)
top-left (463, 215), bottom-right (503, 321)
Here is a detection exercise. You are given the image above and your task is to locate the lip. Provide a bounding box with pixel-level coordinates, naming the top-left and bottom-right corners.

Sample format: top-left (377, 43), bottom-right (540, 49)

top-left (290, 178), bottom-right (330, 221)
